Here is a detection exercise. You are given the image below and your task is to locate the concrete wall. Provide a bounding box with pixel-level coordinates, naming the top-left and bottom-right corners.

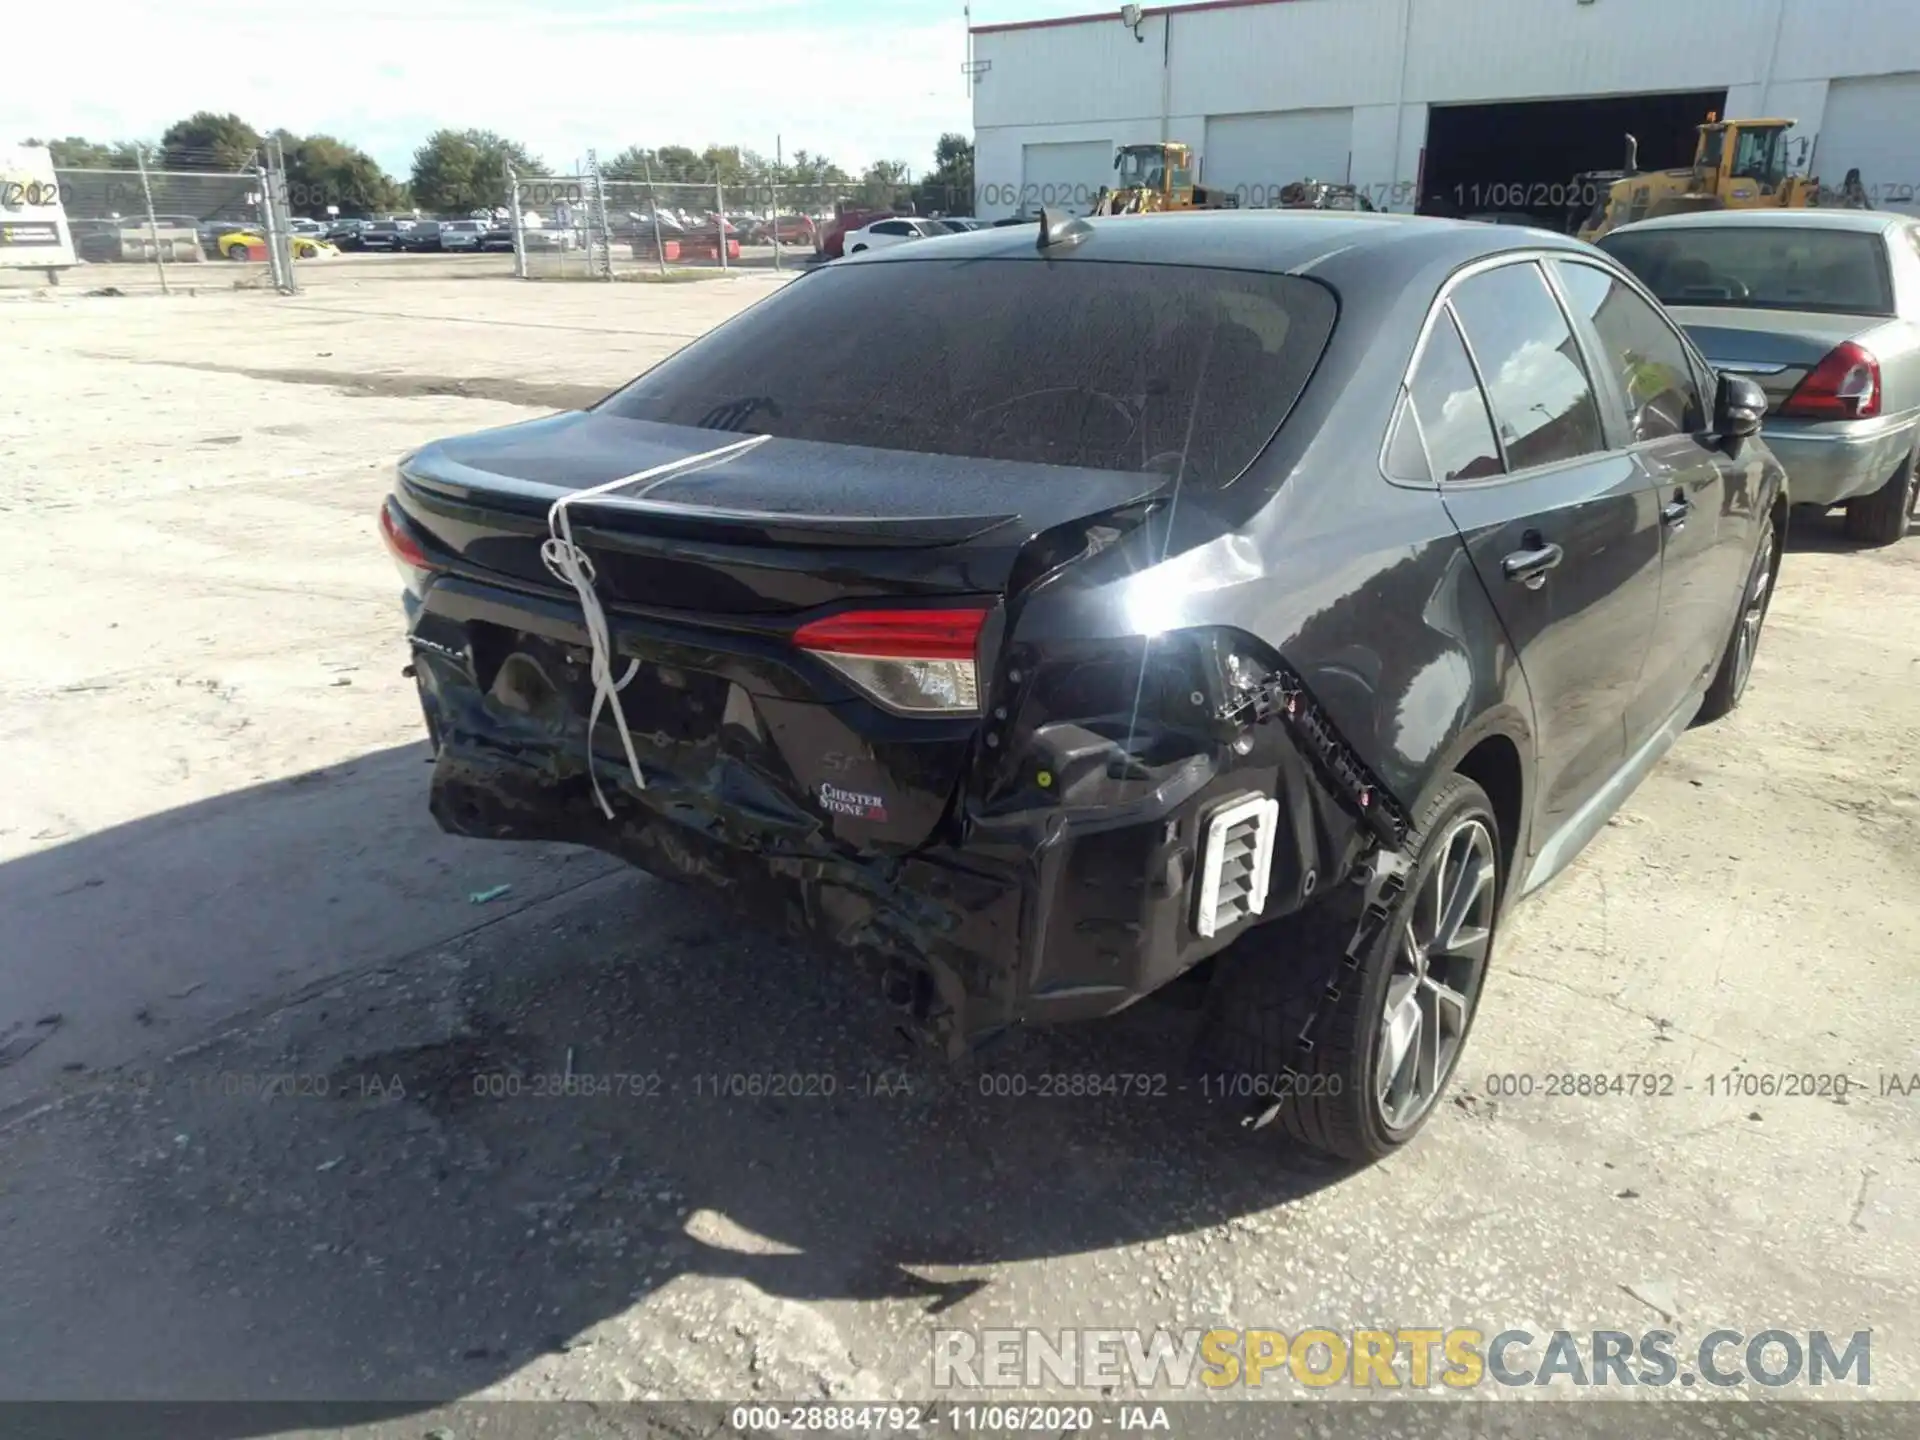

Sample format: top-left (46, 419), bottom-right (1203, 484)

top-left (970, 0), bottom-right (1920, 218)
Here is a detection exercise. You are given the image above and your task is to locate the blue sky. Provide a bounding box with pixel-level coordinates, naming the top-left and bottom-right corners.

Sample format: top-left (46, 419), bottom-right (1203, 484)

top-left (6, 0), bottom-right (1109, 180)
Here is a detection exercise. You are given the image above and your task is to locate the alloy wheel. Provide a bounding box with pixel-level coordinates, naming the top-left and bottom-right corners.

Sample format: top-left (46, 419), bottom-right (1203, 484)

top-left (1731, 524), bottom-right (1776, 699)
top-left (1375, 816), bottom-right (1497, 1131)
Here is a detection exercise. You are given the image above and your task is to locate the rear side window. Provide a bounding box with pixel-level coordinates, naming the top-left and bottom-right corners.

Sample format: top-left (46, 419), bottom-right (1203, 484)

top-left (598, 258), bottom-right (1338, 490)
top-left (1553, 260), bottom-right (1704, 441)
top-left (1387, 309), bottom-right (1502, 483)
top-left (1600, 226), bottom-right (1895, 316)
top-left (1449, 263), bottom-right (1606, 471)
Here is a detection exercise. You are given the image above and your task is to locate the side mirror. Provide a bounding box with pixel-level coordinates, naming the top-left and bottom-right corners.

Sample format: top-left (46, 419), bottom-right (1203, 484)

top-left (1715, 372), bottom-right (1767, 438)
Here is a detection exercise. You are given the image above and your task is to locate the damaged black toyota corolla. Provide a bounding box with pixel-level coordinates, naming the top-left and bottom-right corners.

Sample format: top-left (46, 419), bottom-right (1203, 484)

top-left (381, 210), bottom-right (1786, 1161)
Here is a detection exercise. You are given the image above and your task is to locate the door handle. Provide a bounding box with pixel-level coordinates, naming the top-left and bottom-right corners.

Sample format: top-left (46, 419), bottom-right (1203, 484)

top-left (1662, 495), bottom-right (1691, 528)
top-left (1501, 541), bottom-right (1564, 589)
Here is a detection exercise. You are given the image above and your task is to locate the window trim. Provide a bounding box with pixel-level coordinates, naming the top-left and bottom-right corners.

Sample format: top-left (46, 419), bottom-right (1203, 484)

top-left (1381, 250), bottom-right (1618, 490)
top-left (1545, 255), bottom-right (1713, 449)
top-left (1381, 298), bottom-right (1506, 486)
top-left (1382, 389), bottom-right (1434, 485)
top-left (1382, 251), bottom-right (1728, 495)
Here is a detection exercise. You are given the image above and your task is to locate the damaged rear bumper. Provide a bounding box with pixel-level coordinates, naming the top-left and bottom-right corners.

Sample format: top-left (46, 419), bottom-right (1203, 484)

top-left (407, 580), bottom-right (1385, 1055)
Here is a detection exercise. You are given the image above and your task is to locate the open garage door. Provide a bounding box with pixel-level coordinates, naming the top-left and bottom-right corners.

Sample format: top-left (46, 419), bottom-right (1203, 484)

top-left (1019, 140), bottom-right (1112, 216)
top-left (1203, 109), bottom-right (1353, 208)
top-left (1817, 74), bottom-right (1920, 215)
top-left (1422, 90), bottom-right (1726, 231)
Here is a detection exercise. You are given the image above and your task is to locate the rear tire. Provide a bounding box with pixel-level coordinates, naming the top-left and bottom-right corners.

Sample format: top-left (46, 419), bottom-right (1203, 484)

top-left (1695, 510), bottom-right (1780, 725)
top-left (1196, 773), bottom-right (1504, 1164)
top-left (1843, 445), bottom-right (1916, 546)
top-left (225, 243), bottom-right (248, 261)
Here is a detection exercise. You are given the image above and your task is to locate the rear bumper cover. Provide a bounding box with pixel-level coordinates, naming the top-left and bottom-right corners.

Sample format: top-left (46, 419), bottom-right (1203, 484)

top-left (1764, 412), bottom-right (1919, 508)
top-left (406, 582), bottom-right (1378, 1054)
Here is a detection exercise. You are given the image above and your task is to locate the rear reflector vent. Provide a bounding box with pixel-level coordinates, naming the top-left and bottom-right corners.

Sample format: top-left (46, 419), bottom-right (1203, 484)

top-left (1193, 794), bottom-right (1280, 939)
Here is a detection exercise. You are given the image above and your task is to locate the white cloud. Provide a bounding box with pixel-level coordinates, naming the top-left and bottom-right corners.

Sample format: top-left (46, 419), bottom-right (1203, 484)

top-left (4, 0), bottom-right (982, 177)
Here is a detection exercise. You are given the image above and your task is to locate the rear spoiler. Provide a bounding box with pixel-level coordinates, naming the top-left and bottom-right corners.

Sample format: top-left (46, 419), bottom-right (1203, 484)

top-left (400, 468), bottom-right (1018, 549)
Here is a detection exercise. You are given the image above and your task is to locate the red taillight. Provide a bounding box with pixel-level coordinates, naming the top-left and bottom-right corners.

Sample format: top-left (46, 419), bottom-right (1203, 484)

top-left (379, 502), bottom-right (431, 567)
top-left (792, 608), bottom-right (988, 660)
top-left (1778, 341), bottom-right (1880, 420)
top-left (379, 502), bottom-right (436, 592)
top-left (792, 608), bottom-right (989, 715)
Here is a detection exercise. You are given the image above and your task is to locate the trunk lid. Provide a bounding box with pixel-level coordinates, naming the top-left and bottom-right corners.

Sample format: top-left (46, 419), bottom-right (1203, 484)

top-left (398, 412), bottom-right (1166, 855)
top-left (1671, 307), bottom-right (1886, 410)
top-left (397, 411), bottom-right (1165, 615)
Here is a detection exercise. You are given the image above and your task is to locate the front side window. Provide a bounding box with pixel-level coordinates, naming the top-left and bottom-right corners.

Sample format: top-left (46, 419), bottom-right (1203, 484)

top-left (1448, 263), bottom-right (1606, 471)
top-left (598, 258), bottom-right (1338, 491)
top-left (1731, 127), bottom-right (1788, 187)
top-left (1553, 261), bottom-right (1704, 442)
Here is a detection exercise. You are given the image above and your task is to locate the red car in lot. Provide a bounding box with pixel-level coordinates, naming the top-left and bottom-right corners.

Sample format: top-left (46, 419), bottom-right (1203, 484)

top-left (750, 214), bottom-right (819, 246)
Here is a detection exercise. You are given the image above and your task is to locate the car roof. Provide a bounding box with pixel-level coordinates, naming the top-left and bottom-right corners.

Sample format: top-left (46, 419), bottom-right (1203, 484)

top-left (851, 209), bottom-right (1593, 276)
top-left (1608, 209), bottom-right (1910, 237)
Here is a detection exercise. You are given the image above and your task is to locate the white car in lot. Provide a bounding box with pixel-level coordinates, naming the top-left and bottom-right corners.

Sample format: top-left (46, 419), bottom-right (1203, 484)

top-left (841, 216), bottom-right (949, 255)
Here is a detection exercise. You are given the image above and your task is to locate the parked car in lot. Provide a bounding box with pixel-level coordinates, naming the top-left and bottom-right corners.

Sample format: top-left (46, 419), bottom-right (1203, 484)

top-left (216, 228), bottom-right (339, 260)
top-left (400, 220), bottom-right (444, 252)
top-left (438, 219), bottom-right (489, 252)
top-left (1600, 209), bottom-right (1920, 544)
top-left (480, 224), bottom-right (515, 252)
top-left (348, 220), bottom-right (414, 252)
top-left (747, 214), bottom-right (818, 246)
top-left (842, 215), bottom-right (948, 254)
top-left (326, 218), bottom-right (372, 244)
top-left (70, 218), bottom-right (121, 262)
top-left (817, 203), bottom-right (899, 259)
top-left (379, 212), bottom-right (1784, 1162)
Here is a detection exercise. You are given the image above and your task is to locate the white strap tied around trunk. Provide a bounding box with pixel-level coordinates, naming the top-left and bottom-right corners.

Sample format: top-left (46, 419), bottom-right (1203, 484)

top-left (538, 433), bottom-right (772, 818)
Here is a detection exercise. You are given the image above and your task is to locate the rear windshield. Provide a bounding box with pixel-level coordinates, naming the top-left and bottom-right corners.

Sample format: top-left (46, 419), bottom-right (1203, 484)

top-left (596, 257), bottom-right (1337, 489)
top-left (1600, 226), bottom-right (1894, 316)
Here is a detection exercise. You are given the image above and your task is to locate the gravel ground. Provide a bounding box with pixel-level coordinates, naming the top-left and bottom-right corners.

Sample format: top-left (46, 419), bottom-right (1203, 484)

top-left (0, 274), bottom-right (1916, 1432)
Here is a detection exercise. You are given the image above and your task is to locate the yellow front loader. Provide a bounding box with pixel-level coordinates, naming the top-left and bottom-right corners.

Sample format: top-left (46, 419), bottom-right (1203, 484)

top-left (1090, 143), bottom-right (1239, 216)
top-left (1577, 117), bottom-right (1823, 242)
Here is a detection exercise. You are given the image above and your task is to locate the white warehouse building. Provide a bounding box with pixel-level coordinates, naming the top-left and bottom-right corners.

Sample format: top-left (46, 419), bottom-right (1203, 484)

top-left (967, 0), bottom-right (1920, 223)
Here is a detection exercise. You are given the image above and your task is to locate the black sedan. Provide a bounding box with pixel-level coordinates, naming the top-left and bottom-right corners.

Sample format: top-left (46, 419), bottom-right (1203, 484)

top-left (378, 211), bottom-right (1784, 1162)
top-left (343, 220), bottom-right (411, 251)
top-left (398, 220), bottom-right (443, 252)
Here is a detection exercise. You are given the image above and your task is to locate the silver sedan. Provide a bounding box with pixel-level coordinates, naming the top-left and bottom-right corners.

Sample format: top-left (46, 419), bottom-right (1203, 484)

top-left (1600, 208), bottom-right (1920, 545)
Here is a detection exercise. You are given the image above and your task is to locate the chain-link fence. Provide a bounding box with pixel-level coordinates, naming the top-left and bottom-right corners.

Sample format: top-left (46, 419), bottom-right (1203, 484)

top-left (509, 172), bottom-right (940, 279)
top-left (56, 164), bottom-right (261, 268)
top-left (501, 160), bottom-right (974, 280)
top-left (21, 137), bottom-right (979, 296)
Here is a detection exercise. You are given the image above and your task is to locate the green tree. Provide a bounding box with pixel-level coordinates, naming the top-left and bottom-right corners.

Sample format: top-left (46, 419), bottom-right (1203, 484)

top-left (409, 129), bottom-right (548, 214)
top-left (603, 145), bottom-right (702, 184)
top-left (158, 112), bottom-right (262, 172)
top-left (916, 132), bottom-right (974, 215)
top-left (274, 132), bottom-right (402, 217)
top-left (858, 159), bottom-right (911, 208)
top-left (25, 136), bottom-right (146, 169)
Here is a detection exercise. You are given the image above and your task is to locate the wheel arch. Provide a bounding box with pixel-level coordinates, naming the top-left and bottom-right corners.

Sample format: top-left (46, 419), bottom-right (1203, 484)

top-left (1408, 706), bottom-right (1536, 903)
